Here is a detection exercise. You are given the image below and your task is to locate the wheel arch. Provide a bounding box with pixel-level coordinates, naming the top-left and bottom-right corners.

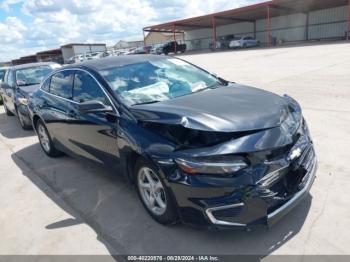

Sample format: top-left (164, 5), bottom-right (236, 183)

top-left (125, 150), bottom-right (165, 185)
top-left (32, 114), bottom-right (45, 132)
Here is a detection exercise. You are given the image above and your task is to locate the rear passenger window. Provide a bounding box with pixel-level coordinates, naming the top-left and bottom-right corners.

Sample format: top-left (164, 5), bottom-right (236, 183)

top-left (50, 71), bottom-right (73, 99)
top-left (73, 71), bottom-right (110, 105)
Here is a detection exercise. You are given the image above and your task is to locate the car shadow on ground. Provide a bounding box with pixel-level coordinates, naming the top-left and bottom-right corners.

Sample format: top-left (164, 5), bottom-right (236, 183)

top-left (10, 141), bottom-right (313, 257)
top-left (0, 110), bottom-right (35, 138)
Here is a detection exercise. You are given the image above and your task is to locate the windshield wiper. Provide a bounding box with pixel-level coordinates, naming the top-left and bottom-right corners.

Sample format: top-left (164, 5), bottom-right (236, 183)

top-left (218, 77), bottom-right (229, 86)
top-left (194, 83), bottom-right (221, 94)
top-left (18, 83), bottom-right (39, 87)
top-left (132, 100), bottom-right (161, 106)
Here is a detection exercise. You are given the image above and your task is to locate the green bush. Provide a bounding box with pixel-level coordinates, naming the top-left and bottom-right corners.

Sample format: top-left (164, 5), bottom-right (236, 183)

top-left (0, 95), bottom-right (2, 105)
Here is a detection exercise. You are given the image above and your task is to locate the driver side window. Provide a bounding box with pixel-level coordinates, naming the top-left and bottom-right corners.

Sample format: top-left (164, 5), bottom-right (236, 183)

top-left (73, 71), bottom-right (110, 105)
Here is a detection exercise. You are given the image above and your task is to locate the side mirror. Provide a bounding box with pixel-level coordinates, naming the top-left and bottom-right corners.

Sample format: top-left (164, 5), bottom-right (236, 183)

top-left (78, 100), bottom-right (113, 113)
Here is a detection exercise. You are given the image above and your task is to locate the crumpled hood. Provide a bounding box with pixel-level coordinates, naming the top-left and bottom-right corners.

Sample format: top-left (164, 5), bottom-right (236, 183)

top-left (18, 84), bottom-right (40, 98)
top-left (130, 84), bottom-right (290, 132)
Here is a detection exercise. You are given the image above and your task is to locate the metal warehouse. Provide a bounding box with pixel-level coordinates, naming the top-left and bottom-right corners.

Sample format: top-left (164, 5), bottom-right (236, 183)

top-left (143, 0), bottom-right (350, 51)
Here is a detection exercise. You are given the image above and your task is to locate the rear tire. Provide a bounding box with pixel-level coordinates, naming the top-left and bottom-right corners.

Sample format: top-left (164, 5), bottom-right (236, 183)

top-left (4, 103), bottom-right (14, 116)
top-left (36, 119), bottom-right (63, 157)
top-left (135, 157), bottom-right (179, 225)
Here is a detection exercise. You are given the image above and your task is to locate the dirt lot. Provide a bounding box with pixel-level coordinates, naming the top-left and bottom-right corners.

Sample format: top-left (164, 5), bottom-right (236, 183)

top-left (1, 42), bottom-right (350, 257)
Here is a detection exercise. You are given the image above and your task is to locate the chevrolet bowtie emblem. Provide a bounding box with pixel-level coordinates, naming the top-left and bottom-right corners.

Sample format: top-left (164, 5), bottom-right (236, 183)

top-left (289, 148), bottom-right (302, 160)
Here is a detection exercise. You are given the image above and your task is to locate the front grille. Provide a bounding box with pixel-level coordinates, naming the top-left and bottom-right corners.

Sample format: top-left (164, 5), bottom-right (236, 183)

top-left (298, 147), bottom-right (316, 189)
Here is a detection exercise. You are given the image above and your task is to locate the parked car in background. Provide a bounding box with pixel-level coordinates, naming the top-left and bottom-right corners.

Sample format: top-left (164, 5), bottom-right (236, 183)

top-left (67, 54), bottom-right (84, 64)
top-left (0, 67), bottom-right (8, 83)
top-left (0, 62), bottom-right (60, 129)
top-left (157, 41), bottom-right (186, 55)
top-left (117, 50), bottom-right (129, 56)
top-left (86, 52), bottom-right (103, 60)
top-left (0, 67), bottom-right (7, 105)
top-left (132, 46), bottom-right (152, 54)
top-left (209, 34), bottom-right (236, 50)
top-left (104, 50), bottom-right (121, 57)
top-left (101, 50), bottom-right (122, 58)
top-left (229, 36), bottom-right (259, 49)
top-left (28, 55), bottom-right (316, 229)
top-left (124, 48), bottom-right (137, 55)
top-left (150, 44), bottom-right (164, 55)
top-left (67, 52), bottom-right (104, 64)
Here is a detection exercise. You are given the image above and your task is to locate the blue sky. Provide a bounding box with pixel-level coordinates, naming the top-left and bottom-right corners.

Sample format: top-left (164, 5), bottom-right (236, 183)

top-left (0, 0), bottom-right (263, 62)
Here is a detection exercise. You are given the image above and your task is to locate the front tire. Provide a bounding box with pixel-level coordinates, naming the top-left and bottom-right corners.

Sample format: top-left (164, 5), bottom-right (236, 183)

top-left (4, 103), bottom-right (14, 116)
top-left (17, 109), bottom-right (32, 130)
top-left (135, 158), bottom-right (178, 225)
top-left (36, 119), bottom-right (63, 157)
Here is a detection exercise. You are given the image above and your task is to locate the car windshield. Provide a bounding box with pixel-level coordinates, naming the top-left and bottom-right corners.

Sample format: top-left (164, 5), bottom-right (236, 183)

top-left (100, 58), bottom-right (221, 105)
top-left (16, 65), bottom-right (57, 86)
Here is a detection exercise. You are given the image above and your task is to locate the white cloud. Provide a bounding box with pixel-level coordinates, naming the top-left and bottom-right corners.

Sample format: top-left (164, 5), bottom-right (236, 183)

top-left (0, 0), bottom-right (263, 61)
top-left (0, 17), bottom-right (26, 43)
top-left (0, 0), bottom-right (23, 11)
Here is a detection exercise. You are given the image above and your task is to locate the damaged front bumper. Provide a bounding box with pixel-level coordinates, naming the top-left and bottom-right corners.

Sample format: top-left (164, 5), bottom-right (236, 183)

top-left (204, 153), bottom-right (317, 229)
top-left (267, 157), bottom-right (316, 227)
top-left (155, 120), bottom-right (317, 229)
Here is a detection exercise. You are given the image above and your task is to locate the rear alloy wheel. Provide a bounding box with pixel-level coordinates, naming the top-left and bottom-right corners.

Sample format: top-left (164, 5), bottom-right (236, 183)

top-left (36, 119), bottom-right (63, 157)
top-left (4, 103), bottom-right (14, 116)
top-left (135, 158), bottom-right (178, 225)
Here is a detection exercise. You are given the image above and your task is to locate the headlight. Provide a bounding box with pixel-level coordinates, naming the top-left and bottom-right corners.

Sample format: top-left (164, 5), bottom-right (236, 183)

top-left (281, 110), bottom-right (300, 135)
top-left (175, 156), bottom-right (248, 175)
top-left (18, 97), bottom-right (28, 105)
top-left (283, 94), bottom-right (301, 113)
top-left (282, 95), bottom-right (302, 135)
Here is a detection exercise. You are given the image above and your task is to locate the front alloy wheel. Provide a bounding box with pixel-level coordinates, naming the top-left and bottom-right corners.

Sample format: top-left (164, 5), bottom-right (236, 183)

top-left (138, 167), bottom-right (167, 216)
top-left (135, 158), bottom-right (178, 225)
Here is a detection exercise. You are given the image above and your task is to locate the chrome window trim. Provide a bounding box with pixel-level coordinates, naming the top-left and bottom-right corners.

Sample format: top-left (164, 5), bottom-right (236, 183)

top-left (205, 203), bottom-right (246, 227)
top-left (39, 67), bottom-right (119, 114)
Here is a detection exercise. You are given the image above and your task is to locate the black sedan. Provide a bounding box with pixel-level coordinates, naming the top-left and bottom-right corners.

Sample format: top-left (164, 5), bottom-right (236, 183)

top-left (27, 55), bottom-right (317, 229)
top-left (1, 62), bottom-right (60, 129)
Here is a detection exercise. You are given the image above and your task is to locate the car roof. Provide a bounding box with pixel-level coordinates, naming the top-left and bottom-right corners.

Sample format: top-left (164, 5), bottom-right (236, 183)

top-left (10, 62), bottom-right (58, 71)
top-left (64, 55), bottom-right (169, 71)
